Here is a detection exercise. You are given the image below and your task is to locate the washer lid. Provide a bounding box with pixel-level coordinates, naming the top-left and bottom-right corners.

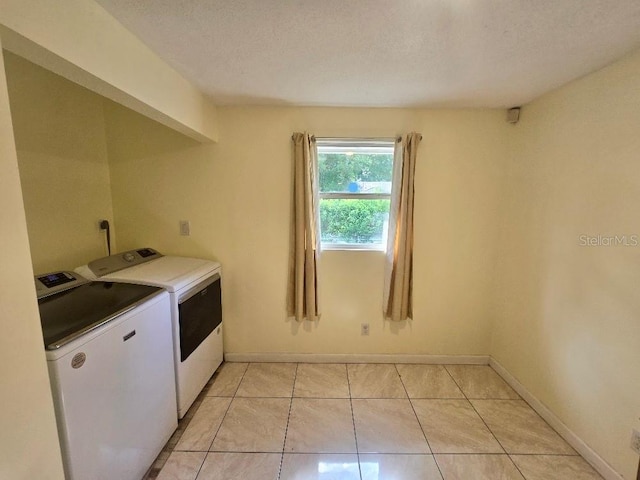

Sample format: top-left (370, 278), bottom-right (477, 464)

top-left (99, 256), bottom-right (220, 292)
top-left (37, 282), bottom-right (163, 350)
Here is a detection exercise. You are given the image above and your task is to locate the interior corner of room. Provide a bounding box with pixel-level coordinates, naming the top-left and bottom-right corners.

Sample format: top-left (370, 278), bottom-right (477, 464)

top-left (1, 1), bottom-right (640, 479)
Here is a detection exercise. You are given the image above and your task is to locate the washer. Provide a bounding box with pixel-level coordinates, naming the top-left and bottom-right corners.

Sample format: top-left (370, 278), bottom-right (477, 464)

top-left (35, 271), bottom-right (176, 480)
top-left (77, 248), bottom-right (223, 418)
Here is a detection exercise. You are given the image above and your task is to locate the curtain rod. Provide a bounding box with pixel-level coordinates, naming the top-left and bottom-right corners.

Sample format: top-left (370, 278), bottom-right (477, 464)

top-left (291, 134), bottom-right (422, 141)
top-left (316, 136), bottom-right (399, 143)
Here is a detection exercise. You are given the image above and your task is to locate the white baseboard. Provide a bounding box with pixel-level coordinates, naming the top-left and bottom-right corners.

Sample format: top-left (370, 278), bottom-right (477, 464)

top-left (489, 358), bottom-right (622, 480)
top-left (224, 352), bottom-right (490, 365)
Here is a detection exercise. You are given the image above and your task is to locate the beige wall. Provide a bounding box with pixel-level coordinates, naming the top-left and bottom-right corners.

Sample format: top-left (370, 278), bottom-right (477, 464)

top-left (4, 52), bottom-right (115, 273)
top-left (5, 5), bottom-right (637, 476)
top-left (492, 49), bottom-right (640, 479)
top-left (108, 105), bottom-right (508, 355)
top-left (0, 39), bottom-right (65, 480)
top-left (0, 0), bottom-right (218, 142)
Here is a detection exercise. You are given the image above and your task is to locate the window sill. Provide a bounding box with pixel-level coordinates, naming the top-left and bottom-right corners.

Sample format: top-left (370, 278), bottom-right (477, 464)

top-left (321, 243), bottom-right (387, 252)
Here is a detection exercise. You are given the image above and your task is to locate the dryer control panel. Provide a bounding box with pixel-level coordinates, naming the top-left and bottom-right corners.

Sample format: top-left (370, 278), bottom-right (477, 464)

top-left (87, 248), bottom-right (163, 277)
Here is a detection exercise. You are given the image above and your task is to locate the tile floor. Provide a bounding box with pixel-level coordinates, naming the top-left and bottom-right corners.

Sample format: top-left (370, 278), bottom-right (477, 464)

top-left (145, 363), bottom-right (603, 480)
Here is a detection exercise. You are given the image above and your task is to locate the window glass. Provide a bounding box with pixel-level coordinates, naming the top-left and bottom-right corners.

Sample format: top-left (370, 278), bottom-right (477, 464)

top-left (319, 198), bottom-right (390, 245)
top-left (318, 148), bottom-right (393, 194)
top-left (316, 140), bottom-right (395, 250)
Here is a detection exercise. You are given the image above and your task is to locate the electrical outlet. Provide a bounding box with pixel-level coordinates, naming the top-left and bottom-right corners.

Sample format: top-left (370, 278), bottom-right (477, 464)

top-left (361, 323), bottom-right (370, 336)
top-left (179, 220), bottom-right (191, 236)
top-left (631, 429), bottom-right (640, 455)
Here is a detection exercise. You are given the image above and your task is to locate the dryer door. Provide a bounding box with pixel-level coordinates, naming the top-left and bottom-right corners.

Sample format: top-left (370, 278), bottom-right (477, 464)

top-left (177, 273), bottom-right (222, 362)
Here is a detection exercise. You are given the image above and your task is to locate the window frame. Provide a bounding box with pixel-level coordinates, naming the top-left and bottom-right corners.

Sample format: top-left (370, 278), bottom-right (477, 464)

top-left (316, 137), bottom-right (396, 252)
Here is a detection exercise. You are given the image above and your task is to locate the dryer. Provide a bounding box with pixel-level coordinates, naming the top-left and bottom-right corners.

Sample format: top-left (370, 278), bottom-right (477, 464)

top-left (77, 248), bottom-right (223, 418)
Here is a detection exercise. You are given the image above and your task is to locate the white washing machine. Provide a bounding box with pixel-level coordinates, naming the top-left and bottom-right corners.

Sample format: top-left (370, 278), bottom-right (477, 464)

top-left (77, 248), bottom-right (223, 418)
top-left (35, 271), bottom-right (176, 480)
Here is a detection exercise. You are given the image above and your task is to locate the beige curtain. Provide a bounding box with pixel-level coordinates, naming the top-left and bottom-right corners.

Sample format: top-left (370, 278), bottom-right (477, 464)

top-left (383, 132), bottom-right (421, 321)
top-left (287, 132), bottom-right (321, 321)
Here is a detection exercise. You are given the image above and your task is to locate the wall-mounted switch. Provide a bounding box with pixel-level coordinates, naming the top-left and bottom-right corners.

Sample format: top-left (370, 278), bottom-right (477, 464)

top-left (361, 323), bottom-right (370, 336)
top-left (179, 220), bottom-right (191, 236)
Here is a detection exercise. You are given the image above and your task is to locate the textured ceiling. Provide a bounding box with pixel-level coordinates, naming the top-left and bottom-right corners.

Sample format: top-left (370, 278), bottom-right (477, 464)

top-left (94, 0), bottom-right (640, 108)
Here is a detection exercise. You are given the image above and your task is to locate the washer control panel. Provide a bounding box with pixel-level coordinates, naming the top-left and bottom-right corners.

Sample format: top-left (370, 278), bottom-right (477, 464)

top-left (87, 248), bottom-right (162, 277)
top-left (35, 271), bottom-right (89, 299)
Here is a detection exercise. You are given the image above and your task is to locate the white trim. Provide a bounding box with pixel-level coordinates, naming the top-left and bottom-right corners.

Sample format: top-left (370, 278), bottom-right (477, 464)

top-left (224, 352), bottom-right (490, 365)
top-left (489, 358), bottom-right (623, 480)
top-left (316, 138), bottom-right (397, 150)
top-left (320, 192), bottom-right (391, 200)
top-left (321, 243), bottom-right (386, 252)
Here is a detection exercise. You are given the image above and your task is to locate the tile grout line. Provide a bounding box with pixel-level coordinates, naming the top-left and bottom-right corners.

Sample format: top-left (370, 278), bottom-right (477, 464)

top-left (275, 363), bottom-right (298, 480)
top-left (189, 453), bottom-right (207, 480)
top-left (230, 362), bottom-right (251, 397)
top-left (395, 363), bottom-right (445, 480)
top-left (145, 362), bottom-right (230, 479)
top-left (191, 363), bottom-right (252, 480)
top-left (441, 365), bottom-right (529, 479)
top-left (469, 365), bottom-right (588, 474)
top-left (465, 396), bottom-right (579, 454)
top-left (174, 398), bottom-right (210, 479)
top-left (150, 363), bottom-right (233, 479)
top-left (204, 363), bottom-right (251, 453)
top-left (346, 364), bottom-right (364, 480)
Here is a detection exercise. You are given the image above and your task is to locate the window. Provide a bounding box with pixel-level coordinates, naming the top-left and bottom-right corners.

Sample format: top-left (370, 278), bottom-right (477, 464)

top-left (317, 138), bottom-right (395, 250)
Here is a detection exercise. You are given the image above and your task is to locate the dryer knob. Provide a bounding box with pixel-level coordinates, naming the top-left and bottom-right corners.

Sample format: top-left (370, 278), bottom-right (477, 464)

top-left (123, 253), bottom-right (136, 262)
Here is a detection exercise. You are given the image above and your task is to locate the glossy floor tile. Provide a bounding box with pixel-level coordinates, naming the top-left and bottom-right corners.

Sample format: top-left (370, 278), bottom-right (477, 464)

top-left (412, 399), bottom-right (503, 453)
top-left (396, 364), bottom-right (465, 399)
top-left (285, 398), bottom-right (356, 453)
top-left (347, 364), bottom-right (407, 398)
top-left (294, 363), bottom-right (350, 398)
top-left (445, 365), bottom-right (520, 399)
top-left (197, 452), bottom-right (281, 480)
top-left (511, 454), bottom-right (603, 479)
top-left (235, 362), bottom-right (296, 397)
top-left (359, 454), bottom-right (443, 480)
top-left (352, 399), bottom-right (430, 453)
top-left (204, 362), bottom-right (248, 397)
top-left (150, 362), bottom-right (602, 480)
top-left (210, 397), bottom-right (290, 452)
top-left (471, 399), bottom-right (576, 454)
top-left (155, 452), bottom-right (206, 480)
top-left (174, 397), bottom-right (231, 451)
top-left (280, 453), bottom-right (359, 480)
top-left (435, 454), bottom-right (525, 480)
